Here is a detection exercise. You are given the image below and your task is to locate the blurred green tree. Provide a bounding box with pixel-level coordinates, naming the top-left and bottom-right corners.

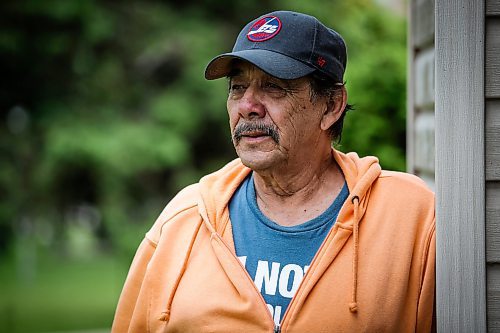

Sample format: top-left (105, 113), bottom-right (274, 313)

top-left (0, 0), bottom-right (406, 258)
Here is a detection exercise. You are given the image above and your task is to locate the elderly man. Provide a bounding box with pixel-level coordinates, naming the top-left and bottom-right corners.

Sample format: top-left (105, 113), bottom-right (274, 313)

top-left (112, 11), bottom-right (435, 333)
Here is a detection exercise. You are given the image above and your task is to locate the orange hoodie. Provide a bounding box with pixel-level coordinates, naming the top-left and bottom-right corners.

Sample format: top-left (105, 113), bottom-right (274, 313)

top-left (112, 150), bottom-right (435, 333)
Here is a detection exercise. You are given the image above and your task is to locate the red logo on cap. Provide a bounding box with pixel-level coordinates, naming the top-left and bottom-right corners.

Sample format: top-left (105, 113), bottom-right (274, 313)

top-left (317, 56), bottom-right (327, 67)
top-left (247, 16), bottom-right (282, 42)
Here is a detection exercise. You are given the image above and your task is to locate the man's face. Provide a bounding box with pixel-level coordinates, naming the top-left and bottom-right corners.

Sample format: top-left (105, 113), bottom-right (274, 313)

top-left (226, 62), bottom-right (328, 172)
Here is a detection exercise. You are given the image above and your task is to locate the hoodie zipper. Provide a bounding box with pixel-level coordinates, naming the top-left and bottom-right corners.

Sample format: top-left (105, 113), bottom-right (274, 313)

top-left (210, 198), bottom-right (351, 332)
top-left (213, 233), bottom-right (277, 332)
top-left (213, 220), bottom-right (342, 332)
top-left (278, 219), bottom-right (343, 329)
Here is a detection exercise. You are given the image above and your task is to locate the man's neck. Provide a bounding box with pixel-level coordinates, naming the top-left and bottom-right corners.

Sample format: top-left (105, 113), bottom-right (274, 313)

top-left (252, 150), bottom-right (345, 227)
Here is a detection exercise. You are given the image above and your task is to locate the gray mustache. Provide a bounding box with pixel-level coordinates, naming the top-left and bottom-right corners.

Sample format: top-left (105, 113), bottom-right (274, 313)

top-left (233, 123), bottom-right (280, 144)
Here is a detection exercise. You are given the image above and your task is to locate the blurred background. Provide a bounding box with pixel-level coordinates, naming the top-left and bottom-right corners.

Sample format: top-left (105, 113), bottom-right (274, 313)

top-left (0, 0), bottom-right (406, 332)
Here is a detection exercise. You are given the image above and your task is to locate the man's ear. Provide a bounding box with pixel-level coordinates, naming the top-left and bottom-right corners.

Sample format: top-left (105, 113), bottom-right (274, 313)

top-left (320, 86), bottom-right (347, 131)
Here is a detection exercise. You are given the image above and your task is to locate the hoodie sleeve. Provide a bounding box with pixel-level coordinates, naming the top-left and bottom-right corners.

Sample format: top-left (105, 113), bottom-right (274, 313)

top-left (111, 238), bottom-right (156, 333)
top-left (416, 222), bottom-right (436, 333)
top-left (111, 183), bottom-right (201, 332)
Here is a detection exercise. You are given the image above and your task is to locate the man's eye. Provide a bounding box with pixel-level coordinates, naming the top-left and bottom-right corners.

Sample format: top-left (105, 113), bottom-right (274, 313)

top-left (229, 84), bottom-right (247, 95)
top-left (231, 84), bottom-right (245, 91)
top-left (264, 82), bottom-right (283, 91)
top-left (263, 82), bottom-right (287, 97)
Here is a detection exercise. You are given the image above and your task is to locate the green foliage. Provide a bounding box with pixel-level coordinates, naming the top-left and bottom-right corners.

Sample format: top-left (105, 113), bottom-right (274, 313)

top-left (0, 1), bottom-right (407, 330)
top-left (0, 0), bottom-right (407, 248)
top-left (339, 5), bottom-right (407, 170)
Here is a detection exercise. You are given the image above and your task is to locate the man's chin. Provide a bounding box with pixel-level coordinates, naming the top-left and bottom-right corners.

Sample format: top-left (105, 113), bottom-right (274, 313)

top-left (236, 150), bottom-right (280, 172)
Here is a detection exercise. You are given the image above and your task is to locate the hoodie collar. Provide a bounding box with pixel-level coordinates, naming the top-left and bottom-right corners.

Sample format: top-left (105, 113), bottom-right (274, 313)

top-left (198, 149), bottom-right (381, 233)
top-left (198, 158), bottom-right (251, 234)
top-left (333, 150), bottom-right (382, 226)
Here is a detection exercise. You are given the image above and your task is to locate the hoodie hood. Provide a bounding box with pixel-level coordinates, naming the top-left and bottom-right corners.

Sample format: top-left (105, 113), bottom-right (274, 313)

top-left (333, 150), bottom-right (382, 228)
top-left (197, 159), bottom-right (252, 235)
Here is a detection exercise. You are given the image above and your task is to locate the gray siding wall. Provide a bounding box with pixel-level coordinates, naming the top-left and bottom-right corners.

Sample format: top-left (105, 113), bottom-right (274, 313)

top-left (408, 0), bottom-right (435, 188)
top-left (486, 1), bottom-right (500, 330)
top-left (411, 0), bottom-right (500, 331)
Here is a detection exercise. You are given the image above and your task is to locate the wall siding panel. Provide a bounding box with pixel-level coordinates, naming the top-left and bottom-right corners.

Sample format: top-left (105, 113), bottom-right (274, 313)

top-left (486, 19), bottom-right (500, 98)
top-left (414, 48), bottom-right (435, 109)
top-left (487, 182), bottom-right (500, 263)
top-left (408, 0), bottom-right (436, 188)
top-left (414, 111), bottom-right (435, 173)
top-left (487, 0), bottom-right (500, 16)
top-left (487, 100), bottom-right (500, 181)
top-left (487, 264), bottom-right (500, 332)
top-left (411, 0), bottom-right (435, 48)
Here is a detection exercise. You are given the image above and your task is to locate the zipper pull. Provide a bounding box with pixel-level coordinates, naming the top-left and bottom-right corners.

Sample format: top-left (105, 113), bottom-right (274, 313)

top-left (274, 324), bottom-right (281, 333)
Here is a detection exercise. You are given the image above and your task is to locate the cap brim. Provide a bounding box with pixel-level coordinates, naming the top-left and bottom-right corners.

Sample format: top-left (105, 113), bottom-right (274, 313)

top-left (204, 49), bottom-right (316, 80)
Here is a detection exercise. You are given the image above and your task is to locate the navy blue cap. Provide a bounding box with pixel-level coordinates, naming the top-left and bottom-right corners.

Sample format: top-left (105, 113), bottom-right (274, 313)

top-left (204, 11), bottom-right (347, 82)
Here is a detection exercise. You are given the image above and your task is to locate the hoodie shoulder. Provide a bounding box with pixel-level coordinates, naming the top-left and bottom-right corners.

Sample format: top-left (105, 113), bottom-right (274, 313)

top-left (144, 159), bottom-right (251, 246)
top-left (145, 183), bottom-right (200, 246)
top-left (378, 170), bottom-right (434, 198)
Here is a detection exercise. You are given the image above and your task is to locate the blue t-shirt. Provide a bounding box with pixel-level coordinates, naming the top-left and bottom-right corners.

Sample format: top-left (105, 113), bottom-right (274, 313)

top-left (229, 173), bottom-right (348, 325)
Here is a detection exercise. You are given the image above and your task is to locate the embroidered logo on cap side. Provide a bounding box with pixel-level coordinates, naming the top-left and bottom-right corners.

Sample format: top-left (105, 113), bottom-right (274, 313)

top-left (317, 56), bottom-right (327, 67)
top-left (247, 16), bottom-right (282, 42)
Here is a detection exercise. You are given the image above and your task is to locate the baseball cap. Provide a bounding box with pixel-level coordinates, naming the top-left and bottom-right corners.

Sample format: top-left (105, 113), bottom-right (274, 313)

top-left (204, 11), bottom-right (347, 82)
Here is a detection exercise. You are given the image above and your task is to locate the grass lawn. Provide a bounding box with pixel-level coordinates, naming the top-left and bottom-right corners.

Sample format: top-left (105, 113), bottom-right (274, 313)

top-left (0, 250), bottom-right (130, 333)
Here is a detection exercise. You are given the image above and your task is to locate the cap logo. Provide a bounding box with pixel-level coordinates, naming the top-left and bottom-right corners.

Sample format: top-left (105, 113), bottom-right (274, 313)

top-left (247, 16), bottom-right (282, 42)
top-left (317, 56), bottom-right (327, 67)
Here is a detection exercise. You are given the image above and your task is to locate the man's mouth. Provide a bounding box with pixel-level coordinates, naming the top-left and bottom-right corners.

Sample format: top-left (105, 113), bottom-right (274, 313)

top-left (239, 131), bottom-right (272, 144)
top-left (241, 130), bottom-right (269, 138)
top-left (233, 123), bottom-right (280, 144)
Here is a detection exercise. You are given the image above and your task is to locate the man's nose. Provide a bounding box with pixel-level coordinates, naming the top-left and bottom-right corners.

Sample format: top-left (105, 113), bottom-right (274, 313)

top-left (239, 85), bottom-right (266, 119)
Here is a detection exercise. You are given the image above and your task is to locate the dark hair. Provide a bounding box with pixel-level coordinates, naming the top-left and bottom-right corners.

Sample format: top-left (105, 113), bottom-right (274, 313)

top-left (309, 73), bottom-right (353, 143)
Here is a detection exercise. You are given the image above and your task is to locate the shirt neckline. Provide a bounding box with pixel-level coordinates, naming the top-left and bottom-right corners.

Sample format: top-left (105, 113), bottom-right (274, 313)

top-left (246, 172), bottom-right (349, 234)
